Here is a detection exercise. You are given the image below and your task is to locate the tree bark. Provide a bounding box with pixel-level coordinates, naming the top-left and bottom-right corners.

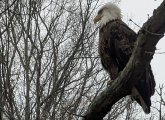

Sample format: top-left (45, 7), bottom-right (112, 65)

top-left (83, 1), bottom-right (165, 120)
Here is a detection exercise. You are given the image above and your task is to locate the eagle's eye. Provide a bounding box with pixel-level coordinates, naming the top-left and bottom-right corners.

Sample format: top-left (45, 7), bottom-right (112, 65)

top-left (98, 9), bottom-right (103, 15)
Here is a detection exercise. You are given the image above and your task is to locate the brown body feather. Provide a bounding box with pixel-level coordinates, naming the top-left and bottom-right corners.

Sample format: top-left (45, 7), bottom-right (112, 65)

top-left (99, 20), bottom-right (155, 113)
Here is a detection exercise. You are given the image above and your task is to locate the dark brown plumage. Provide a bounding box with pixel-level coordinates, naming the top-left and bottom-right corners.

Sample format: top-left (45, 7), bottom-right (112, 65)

top-left (98, 19), bottom-right (156, 113)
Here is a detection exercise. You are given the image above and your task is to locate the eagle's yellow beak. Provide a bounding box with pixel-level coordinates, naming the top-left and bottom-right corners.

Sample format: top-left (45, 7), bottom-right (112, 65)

top-left (93, 15), bottom-right (102, 24)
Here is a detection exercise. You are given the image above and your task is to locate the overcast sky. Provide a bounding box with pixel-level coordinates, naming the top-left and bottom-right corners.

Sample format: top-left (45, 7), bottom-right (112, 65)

top-left (98, 0), bottom-right (165, 118)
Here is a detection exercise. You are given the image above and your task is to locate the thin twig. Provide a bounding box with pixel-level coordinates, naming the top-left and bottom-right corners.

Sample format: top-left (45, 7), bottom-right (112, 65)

top-left (66, 111), bottom-right (85, 118)
top-left (0, 0), bottom-right (17, 16)
top-left (145, 51), bottom-right (165, 54)
top-left (129, 19), bottom-right (164, 36)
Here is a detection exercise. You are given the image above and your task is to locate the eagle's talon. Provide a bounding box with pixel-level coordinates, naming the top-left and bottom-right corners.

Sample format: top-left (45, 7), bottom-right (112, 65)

top-left (107, 80), bottom-right (114, 86)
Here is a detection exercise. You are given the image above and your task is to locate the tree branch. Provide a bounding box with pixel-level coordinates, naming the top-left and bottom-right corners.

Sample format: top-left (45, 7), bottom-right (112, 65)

top-left (83, 1), bottom-right (165, 120)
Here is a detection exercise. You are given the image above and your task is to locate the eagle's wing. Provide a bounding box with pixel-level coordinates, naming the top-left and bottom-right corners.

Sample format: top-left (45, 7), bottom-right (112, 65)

top-left (108, 21), bottom-right (137, 70)
top-left (134, 64), bottom-right (155, 113)
top-left (107, 20), bottom-right (155, 113)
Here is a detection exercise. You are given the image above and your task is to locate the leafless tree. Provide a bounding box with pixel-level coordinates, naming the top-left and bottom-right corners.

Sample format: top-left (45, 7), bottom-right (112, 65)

top-left (0, 0), bottom-right (130, 120)
top-left (151, 84), bottom-right (165, 120)
top-left (1, 0), bottom-right (165, 120)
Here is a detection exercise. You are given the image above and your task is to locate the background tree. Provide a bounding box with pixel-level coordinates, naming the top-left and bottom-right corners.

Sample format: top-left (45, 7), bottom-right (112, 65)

top-left (0, 0), bottom-right (165, 120)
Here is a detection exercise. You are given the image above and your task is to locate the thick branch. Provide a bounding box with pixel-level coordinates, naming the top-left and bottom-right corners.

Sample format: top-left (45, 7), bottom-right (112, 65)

top-left (83, 1), bottom-right (165, 120)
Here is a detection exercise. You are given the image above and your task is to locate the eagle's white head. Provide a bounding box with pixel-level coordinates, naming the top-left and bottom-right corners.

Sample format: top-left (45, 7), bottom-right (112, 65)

top-left (94, 3), bottom-right (122, 27)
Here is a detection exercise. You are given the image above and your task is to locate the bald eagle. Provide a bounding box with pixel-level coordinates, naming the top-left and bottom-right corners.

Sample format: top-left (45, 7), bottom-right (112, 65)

top-left (94, 3), bottom-right (155, 114)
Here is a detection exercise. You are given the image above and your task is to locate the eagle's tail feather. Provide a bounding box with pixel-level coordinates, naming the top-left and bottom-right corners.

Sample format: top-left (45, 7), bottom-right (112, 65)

top-left (131, 87), bottom-right (150, 114)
